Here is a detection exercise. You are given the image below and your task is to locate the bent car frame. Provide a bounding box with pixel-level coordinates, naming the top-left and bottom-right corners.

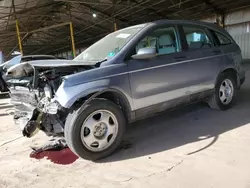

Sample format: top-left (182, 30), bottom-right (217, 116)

top-left (7, 20), bottom-right (245, 160)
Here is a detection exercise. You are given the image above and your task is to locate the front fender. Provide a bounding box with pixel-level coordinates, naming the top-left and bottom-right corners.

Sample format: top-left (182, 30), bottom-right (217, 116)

top-left (54, 79), bottom-right (110, 108)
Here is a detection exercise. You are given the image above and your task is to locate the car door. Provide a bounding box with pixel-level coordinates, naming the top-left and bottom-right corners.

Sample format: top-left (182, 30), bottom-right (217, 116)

top-left (176, 24), bottom-right (224, 96)
top-left (127, 25), bottom-right (194, 114)
top-left (210, 29), bottom-right (243, 74)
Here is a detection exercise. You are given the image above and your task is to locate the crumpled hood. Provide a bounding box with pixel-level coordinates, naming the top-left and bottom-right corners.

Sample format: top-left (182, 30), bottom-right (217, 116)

top-left (27, 59), bottom-right (95, 67)
top-left (7, 59), bottom-right (94, 77)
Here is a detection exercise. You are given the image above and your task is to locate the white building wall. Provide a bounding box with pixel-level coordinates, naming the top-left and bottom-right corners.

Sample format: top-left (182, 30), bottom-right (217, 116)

top-left (233, 34), bottom-right (250, 59)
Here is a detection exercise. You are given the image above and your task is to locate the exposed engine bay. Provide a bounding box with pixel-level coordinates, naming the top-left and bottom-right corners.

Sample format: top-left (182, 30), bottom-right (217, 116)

top-left (6, 61), bottom-right (94, 138)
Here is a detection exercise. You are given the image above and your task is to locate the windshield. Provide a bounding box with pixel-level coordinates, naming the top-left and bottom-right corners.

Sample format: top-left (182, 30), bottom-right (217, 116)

top-left (74, 25), bottom-right (145, 62)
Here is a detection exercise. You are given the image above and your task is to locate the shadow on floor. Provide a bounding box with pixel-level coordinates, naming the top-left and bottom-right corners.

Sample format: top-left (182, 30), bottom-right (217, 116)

top-left (0, 105), bottom-right (13, 110)
top-left (99, 77), bottom-right (250, 163)
top-left (0, 92), bottom-right (9, 99)
top-left (0, 103), bottom-right (8, 106)
top-left (0, 113), bottom-right (9, 117)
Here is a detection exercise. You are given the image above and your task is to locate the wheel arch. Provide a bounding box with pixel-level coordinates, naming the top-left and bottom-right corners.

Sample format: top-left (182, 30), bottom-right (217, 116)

top-left (72, 88), bottom-right (133, 123)
top-left (216, 67), bottom-right (240, 88)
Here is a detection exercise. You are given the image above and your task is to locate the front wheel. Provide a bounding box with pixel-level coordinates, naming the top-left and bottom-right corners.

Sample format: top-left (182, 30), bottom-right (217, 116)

top-left (208, 72), bottom-right (237, 110)
top-left (64, 99), bottom-right (126, 161)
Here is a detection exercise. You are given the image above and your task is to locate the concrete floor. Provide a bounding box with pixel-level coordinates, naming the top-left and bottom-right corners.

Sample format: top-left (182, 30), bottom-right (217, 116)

top-left (1, 66), bottom-right (250, 188)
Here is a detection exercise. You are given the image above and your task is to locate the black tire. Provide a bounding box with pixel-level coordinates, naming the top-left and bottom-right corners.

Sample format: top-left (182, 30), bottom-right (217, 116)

top-left (208, 72), bottom-right (237, 110)
top-left (64, 98), bottom-right (126, 161)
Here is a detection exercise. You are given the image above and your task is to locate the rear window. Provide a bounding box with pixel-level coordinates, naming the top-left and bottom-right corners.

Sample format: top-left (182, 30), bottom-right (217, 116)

top-left (212, 31), bottom-right (231, 46)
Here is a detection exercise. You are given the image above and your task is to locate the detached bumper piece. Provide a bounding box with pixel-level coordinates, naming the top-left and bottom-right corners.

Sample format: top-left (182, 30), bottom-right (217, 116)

top-left (10, 86), bottom-right (65, 137)
top-left (31, 137), bottom-right (68, 154)
top-left (14, 109), bottom-right (41, 137)
top-left (10, 88), bottom-right (40, 137)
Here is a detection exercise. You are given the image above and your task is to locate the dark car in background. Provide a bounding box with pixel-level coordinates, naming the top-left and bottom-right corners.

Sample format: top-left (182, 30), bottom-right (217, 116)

top-left (7, 20), bottom-right (245, 160)
top-left (0, 55), bottom-right (58, 92)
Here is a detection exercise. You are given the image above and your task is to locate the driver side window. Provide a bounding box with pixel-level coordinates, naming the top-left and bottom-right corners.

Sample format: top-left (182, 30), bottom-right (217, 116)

top-left (135, 27), bottom-right (180, 55)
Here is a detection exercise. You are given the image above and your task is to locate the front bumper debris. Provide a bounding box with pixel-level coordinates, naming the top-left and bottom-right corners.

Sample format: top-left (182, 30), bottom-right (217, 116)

top-left (10, 87), bottom-right (63, 138)
top-left (30, 137), bottom-right (68, 154)
top-left (14, 109), bottom-right (41, 137)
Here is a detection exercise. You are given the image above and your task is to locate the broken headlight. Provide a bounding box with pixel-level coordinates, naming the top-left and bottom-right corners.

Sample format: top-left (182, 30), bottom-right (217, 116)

top-left (38, 98), bottom-right (61, 114)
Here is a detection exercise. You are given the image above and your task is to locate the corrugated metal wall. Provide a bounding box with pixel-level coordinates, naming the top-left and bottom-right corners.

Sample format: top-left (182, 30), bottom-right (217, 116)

top-left (233, 33), bottom-right (250, 59)
top-left (225, 7), bottom-right (250, 60)
top-left (204, 8), bottom-right (250, 60)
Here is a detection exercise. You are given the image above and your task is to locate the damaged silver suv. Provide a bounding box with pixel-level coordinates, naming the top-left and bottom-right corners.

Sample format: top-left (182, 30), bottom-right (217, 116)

top-left (7, 20), bottom-right (245, 160)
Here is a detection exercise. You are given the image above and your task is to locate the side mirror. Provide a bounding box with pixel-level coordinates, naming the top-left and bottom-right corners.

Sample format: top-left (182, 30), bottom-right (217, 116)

top-left (132, 47), bottom-right (156, 60)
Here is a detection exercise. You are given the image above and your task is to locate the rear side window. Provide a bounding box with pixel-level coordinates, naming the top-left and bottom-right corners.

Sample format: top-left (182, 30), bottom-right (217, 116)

top-left (214, 32), bottom-right (231, 45)
top-left (183, 26), bottom-right (212, 50)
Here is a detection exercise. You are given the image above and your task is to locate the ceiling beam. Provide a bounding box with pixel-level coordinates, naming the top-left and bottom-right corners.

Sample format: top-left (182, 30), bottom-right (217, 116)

top-left (121, 0), bottom-right (195, 19)
top-left (27, 22), bottom-right (70, 34)
top-left (218, 0), bottom-right (250, 12)
top-left (226, 4), bottom-right (250, 12)
top-left (70, 13), bottom-right (109, 33)
top-left (203, 0), bottom-right (223, 14)
top-left (0, 6), bottom-right (22, 10)
top-left (128, 1), bottom-right (209, 22)
top-left (46, 31), bottom-right (108, 54)
top-left (54, 0), bottom-right (160, 10)
top-left (73, 0), bottom-right (156, 36)
top-left (51, 0), bottom-right (164, 47)
top-left (132, 0), bottom-right (167, 19)
top-left (189, 9), bottom-right (215, 19)
top-left (71, 2), bottom-right (128, 25)
top-left (0, 2), bottom-right (60, 20)
top-left (5, 0), bottom-right (13, 30)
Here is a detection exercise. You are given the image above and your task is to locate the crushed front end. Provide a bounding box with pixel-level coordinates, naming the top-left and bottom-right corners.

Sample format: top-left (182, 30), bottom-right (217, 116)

top-left (5, 61), bottom-right (93, 138)
top-left (10, 87), bottom-right (65, 138)
top-left (9, 81), bottom-right (66, 139)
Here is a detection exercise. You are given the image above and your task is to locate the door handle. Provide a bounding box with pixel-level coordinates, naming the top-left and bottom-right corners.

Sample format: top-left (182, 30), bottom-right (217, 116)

top-left (174, 56), bottom-right (187, 61)
top-left (174, 56), bottom-right (187, 59)
top-left (213, 50), bottom-right (222, 55)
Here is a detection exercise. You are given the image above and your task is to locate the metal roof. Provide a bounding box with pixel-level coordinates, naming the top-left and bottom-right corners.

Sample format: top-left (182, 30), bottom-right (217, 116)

top-left (0, 0), bottom-right (249, 57)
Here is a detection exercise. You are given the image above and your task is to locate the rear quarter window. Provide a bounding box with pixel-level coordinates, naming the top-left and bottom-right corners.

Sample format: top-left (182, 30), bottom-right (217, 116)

top-left (211, 30), bottom-right (232, 46)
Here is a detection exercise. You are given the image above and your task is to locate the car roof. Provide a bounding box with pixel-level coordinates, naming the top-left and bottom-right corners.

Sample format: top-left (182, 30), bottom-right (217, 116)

top-left (149, 19), bottom-right (227, 34)
top-left (152, 19), bottom-right (215, 26)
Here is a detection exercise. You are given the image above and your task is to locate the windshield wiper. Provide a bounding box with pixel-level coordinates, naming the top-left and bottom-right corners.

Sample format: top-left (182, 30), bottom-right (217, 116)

top-left (95, 58), bottom-right (108, 67)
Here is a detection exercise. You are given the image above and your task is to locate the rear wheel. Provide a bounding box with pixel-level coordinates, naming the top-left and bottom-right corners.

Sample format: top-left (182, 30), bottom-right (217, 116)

top-left (64, 99), bottom-right (126, 161)
top-left (208, 72), bottom-right (237, 110)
